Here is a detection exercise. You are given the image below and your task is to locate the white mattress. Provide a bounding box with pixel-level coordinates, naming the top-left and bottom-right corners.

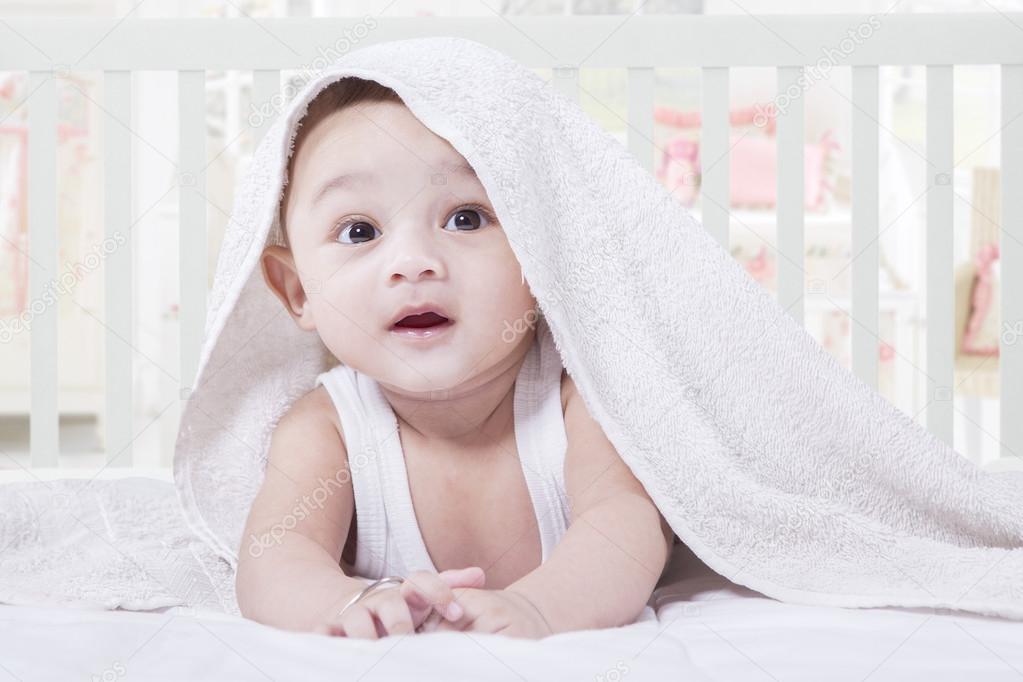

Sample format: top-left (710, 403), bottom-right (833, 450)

top-left (2, 546), bottom-right (1021, 681)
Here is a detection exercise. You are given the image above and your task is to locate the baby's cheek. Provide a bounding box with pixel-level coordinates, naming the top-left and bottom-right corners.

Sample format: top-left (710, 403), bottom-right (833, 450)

top-left (478, 254), bottom-right (534, 310)
top-left (497, 278), bottom-right (539, 329)
top-left (308, 298), bottom-right (371, 364)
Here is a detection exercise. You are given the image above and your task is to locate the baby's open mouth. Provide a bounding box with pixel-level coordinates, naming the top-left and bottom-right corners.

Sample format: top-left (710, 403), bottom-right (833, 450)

top-left (388, 304), bottom-right (456, 340)
top-left (393, 311), bottom-right (450, 329)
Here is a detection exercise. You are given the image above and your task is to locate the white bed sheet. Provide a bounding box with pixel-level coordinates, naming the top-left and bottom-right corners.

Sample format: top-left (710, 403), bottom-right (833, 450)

top-left (2, 549), bottom-right (1021, 682)
top-left (1, 475), bottom-right (1021, 680)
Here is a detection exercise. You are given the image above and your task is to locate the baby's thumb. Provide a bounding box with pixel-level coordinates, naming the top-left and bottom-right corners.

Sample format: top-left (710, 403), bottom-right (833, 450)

top-left (438, 566), bottom-right (486, 589)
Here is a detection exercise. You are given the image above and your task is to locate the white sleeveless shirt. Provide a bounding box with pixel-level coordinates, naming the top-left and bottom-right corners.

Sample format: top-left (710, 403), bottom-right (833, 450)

top-left (314, 315), bottom-right (572, 580)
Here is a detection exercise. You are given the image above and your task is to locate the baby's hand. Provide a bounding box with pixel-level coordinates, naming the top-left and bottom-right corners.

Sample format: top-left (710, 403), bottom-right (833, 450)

top-left (317, 566), bottom-right (485, 639)
top-left (418, 587), bottom-right (553, 639)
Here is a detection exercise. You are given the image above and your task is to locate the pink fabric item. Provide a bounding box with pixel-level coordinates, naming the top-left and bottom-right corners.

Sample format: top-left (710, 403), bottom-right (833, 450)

top-left (654, 103), bottom-right (778, 135)
top-left (743, 244), bottom-right (775, 285)
top-left (653, 104), bottom-right (837, 210)
top-left (656, 136), bottom-right (700, 204)
top-left (962, 243), bottom-right (1001, 356)
top-left (728, 130), bottom-right (838, 210)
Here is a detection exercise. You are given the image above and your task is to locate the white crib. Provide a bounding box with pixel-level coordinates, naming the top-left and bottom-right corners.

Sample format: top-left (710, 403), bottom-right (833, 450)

top-left (0, 12), bottom-right (1021, 475)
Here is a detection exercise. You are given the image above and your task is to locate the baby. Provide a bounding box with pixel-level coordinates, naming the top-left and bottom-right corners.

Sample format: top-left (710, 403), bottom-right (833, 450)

top-left (235, 76), bottom-right (675, 639)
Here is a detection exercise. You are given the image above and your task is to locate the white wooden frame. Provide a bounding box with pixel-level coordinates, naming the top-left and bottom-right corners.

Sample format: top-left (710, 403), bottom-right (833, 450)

top-left (1, 13), bottom-right (1021, 471)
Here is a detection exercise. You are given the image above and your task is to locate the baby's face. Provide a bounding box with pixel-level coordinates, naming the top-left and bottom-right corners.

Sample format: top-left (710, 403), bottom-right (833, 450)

top-left (262, 100), bottom-right (537, 395)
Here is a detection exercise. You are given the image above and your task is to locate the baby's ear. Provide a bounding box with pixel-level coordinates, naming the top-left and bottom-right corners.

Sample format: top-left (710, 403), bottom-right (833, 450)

top-left (260, 245), bottom-right (316, 332)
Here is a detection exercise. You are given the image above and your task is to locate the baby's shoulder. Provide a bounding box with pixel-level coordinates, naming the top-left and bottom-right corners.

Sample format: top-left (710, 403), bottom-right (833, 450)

top-left (278, 384), bottom-right (348, 454)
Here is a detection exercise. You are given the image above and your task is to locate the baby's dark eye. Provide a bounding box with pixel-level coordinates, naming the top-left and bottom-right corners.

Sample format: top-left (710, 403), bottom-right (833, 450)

top-left (337, 221), bottom-right (380, 244)
top-left (442, 208), bottom-right (490, 232)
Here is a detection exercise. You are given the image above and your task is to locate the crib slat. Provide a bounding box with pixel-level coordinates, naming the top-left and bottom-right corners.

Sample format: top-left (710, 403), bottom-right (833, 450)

top-left (250, 70), bottom-right (281, 147)
top-left (926, 65), bottom-right (954, 447)
top-left (850, 66), bottom-right (879, 390)
top-left (179, 71), bottom-right (207, 400)
top-left (28, 71), bottom-right (58, 467)
top-left (776, 66), bottom-right (804, 325)
top-left (1001, 64), bottom-right (1023, 463)
top-left (701, 66), bottom-right (730, 249)
top-left (103, 70), bottom-right (134, 466)
top-left (627, 67), bottom-right (655, 173)
top-left (552, 66), bottom-right (579, 103)
top-left (3, 16), bottom-right (1023, 71)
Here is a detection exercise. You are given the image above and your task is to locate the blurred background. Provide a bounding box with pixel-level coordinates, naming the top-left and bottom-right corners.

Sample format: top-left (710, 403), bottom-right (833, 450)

top-left (0, 0), bottom-right (1020, 470)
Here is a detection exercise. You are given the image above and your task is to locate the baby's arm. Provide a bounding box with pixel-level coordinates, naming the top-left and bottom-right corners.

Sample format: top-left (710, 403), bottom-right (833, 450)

top-left (505, 375), bottom-right (675, 633)
top-left (236, 389), bottom-right (477, 637)
top-left (234, 389), bottom-right (368, 632)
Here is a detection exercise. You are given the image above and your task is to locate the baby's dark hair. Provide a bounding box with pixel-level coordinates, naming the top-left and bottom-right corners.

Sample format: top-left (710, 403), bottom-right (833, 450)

top-left (275, 77), bottom-right (404, 248)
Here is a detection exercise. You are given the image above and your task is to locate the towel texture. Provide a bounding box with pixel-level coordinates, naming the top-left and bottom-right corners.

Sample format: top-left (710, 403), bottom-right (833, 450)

top-left (173, 36), bottom-right (1023, 620)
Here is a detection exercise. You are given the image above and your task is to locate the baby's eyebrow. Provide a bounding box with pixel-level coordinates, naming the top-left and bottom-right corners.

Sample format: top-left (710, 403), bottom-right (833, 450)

top-left (435, 159), bottom-right (479, 182)
top-left (310, 159), bottom-right (479, 208)
top-left (310, 172), bottom-right (368, 207)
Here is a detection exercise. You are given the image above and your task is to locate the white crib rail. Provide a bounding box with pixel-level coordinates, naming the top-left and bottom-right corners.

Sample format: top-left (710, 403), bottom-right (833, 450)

top-left (1, 13), bottom-right (1021, 469)
top-left (1004, 63), bottom-right (1023, 467)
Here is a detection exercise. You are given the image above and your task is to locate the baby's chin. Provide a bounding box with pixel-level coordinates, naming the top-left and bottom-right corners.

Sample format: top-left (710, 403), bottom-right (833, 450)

top-left (372, 359), bottom-right (488, 401)
top-left (324, 313), bottom-right (538, 397)
top-left (363, 346), bottom-right (516, 401)
top-left (331, 330), bottom-right (480, 398)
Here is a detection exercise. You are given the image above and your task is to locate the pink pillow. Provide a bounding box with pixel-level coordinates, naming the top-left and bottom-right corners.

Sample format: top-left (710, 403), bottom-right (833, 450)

top-left (655, 129), bottom-right (838, 210)
top-left (728, 131), bottom-right (838, 210)
top-left (962, 243), bottom-right (1001, 356)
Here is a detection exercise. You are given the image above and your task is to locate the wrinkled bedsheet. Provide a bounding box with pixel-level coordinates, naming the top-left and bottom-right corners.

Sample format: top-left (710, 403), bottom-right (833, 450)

top-left (2, 477), bottom-right (1022, 681)
top-left (2, 561), bottom-right (1022, 681)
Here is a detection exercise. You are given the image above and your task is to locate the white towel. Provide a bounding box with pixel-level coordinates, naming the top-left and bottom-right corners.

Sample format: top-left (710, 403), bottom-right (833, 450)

top-left (172, 36), bottom-right (1023, 621)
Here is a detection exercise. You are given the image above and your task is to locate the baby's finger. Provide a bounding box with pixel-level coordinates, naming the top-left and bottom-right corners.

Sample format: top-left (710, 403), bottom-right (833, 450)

top-left (416, 610), bottom-right (443, 633)
top-left (373, 593), bottom-right (415, 637)
top-left (400, 571), bottom-right (463, 621)
top-left (427, 613), bottom-right (470, 633)
top-left (334, 606), bottom-right (379, 639)
top-left (420, 588), bottom-right (489, 633)
top-left (439, 566), bottom-right (486, 590)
